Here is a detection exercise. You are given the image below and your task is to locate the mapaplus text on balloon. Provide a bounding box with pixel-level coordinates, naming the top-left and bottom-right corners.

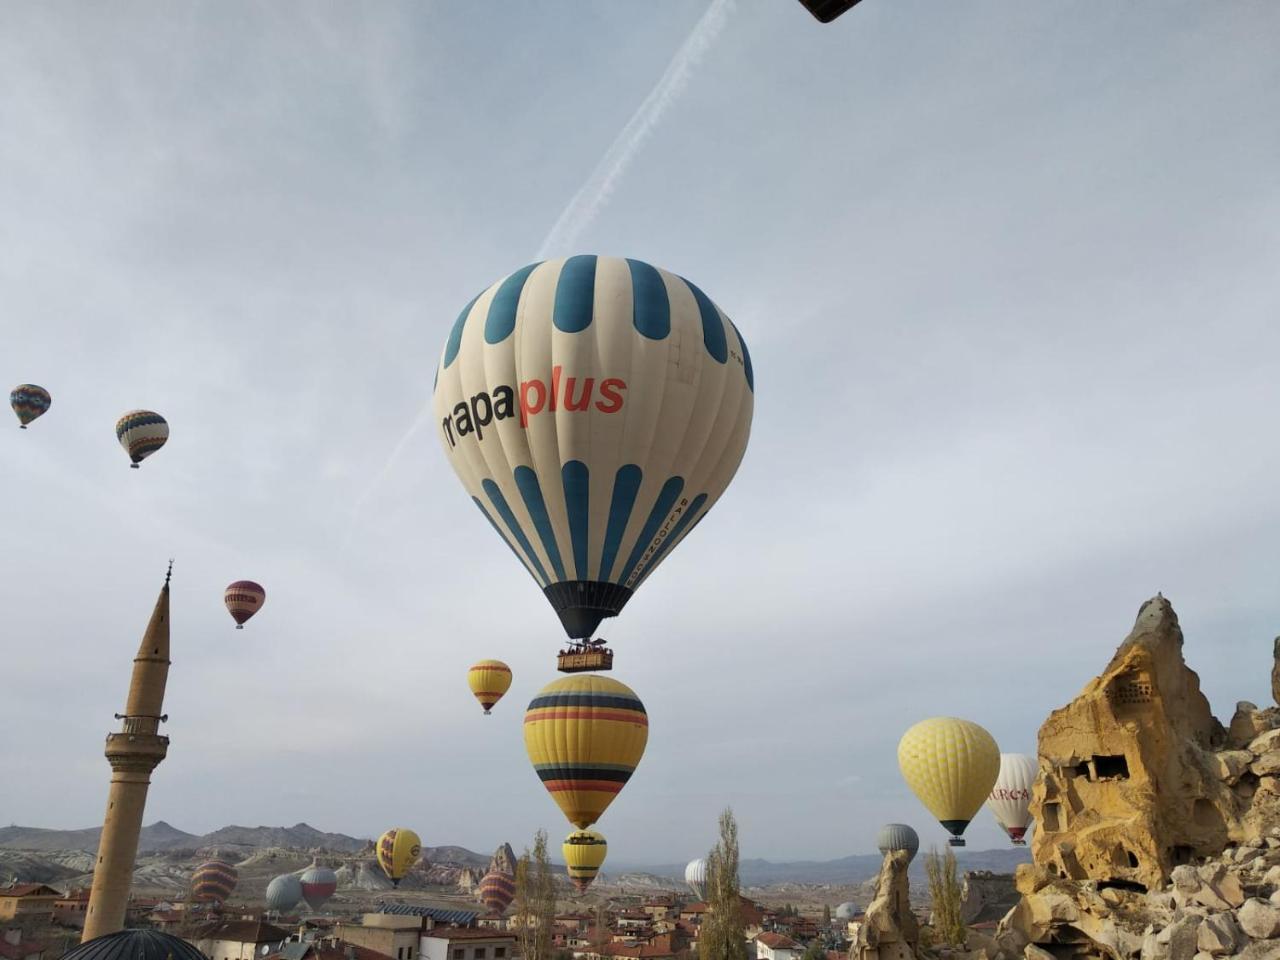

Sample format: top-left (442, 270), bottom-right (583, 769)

top-left (440, 364), bottom-right (626, 448)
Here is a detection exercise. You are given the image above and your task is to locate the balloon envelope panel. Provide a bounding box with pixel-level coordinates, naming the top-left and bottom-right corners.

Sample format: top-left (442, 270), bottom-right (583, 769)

top-left (434, 256), bottom-right (754, 639)
top-left (10, 384), bottom-right (51, 427)
top-left (898, 718), bottom-right (1001, 838)
top-left (224, 581), bottom-right (266, 626)
top-left (468, 660), bottom-right (513, 713)
top-left (563, 829), bottom-right (607, 893)
top-left (264, 874), bottom-right (303, 912)
top-left (376, 828), bottom-right (422, 885)
top-left (300, 864), bottom-right (338, 910)
top-left (524, 674), bottom-right (649, 829)
top-left (191, 860), bottom-right (238, 903)
top-left (684, 857), bottom-right (708, 900)
top-left (115, 410), bottom-right (169, 466)
top-left (988, 752), bottom-right (1037, 841)
top-left (875, 823), bottom-right (919, 863)
top-left (479, 870), bottom-right (516, 914)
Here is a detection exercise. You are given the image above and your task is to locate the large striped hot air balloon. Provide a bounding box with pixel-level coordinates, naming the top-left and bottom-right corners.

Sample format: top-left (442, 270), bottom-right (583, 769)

top-left (264, 874), bottom-right (303, 913)
top-left (115, 410), bottom-right (168, 468)
top-left (987, 753), bottom-right (1037, 845)
top-left (224, 581), bottom-right (266, 629)
top-left (10, 384), bottom-right (50, 429)
top-left (433, 256), bottom-right (754, 646)
top-left (898, 717), bottom-right (1001, 847)
top-left (875, 823), bottom-right (919, 864)
top-left (524, 674), bottom-right (648, 829)
top-left (684, 858), bottom-right (708, 901)
top-left (376, 828), bottom-right (422, 887)
top-left (300, 862), bottom-right (338, 911)
top-left (563, 829), bottom-right (607, 894)
top-left (478, 869), bottom-right (516, 915)
top-left (468, 660), bottom-right (512, 715)
top-left (190, 860), bottom-right (238, 904)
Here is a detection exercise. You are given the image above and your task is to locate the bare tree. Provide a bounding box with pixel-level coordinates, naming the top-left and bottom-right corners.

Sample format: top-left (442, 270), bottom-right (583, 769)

top-left (698, 809), bottom-right (747, 960)
top-left (514, 830), bottom-right (557, 960)
top-left (924, 847), bottom-right (966, 948)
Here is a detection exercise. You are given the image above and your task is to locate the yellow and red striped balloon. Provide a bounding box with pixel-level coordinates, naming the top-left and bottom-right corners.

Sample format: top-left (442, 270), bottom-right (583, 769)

top-left (523, 674), bottom-right (648, 829)
top-left (468, 659), bottom-right (512, 715)
top-left (191, 859), bottom-right (238, 904)
top-left (563, 829), bottom-right (607, 893)
top-left (478, 869), bottom-right (516, 914)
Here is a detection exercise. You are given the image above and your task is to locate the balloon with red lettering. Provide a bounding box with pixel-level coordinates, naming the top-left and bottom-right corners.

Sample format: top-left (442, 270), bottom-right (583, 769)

top-left (433, 256), bottom-right (754, 641)
top-left (987, 752), bottom-right (1036, 845)
top-left (224, 581), bottom-right (266, 629)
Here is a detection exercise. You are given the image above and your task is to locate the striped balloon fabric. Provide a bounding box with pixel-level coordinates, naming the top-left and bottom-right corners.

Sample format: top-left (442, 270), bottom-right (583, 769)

top-left (434, 255), bottom-right (754, 641)
top-left (190, 859), bottom-right (238, 903)
top-left (467, 659), bottom-right (512, 714)
top-left (299, 863), bottom-right (338, 911)
top-left (10, 384), bottom-right (51, 428)
top-left (478, 869), bottom-right (516, 915)
top-left (115, 409), bottom-right (169, 468)
top-left (523, 674), bottom-right (649, 829)
top-left (224, 580), bottom-right (267, 629)
top-left (562, 829), bottom-right (607, 893)
top-left (684, 857), bottom-right (708, 901)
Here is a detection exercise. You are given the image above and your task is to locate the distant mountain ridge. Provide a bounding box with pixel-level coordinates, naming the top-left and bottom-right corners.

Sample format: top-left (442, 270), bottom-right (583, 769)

top-left (0, 822), bottom-right (1030, 885)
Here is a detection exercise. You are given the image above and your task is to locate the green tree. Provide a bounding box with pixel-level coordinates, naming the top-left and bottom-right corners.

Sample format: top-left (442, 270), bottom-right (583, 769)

top-left (924, 847), bottom-right (966, 948)
top-left (698, 808), bottom-right (747, 960)
top-left (800, 939), bottom-right (827, 960)
top-left (821, 904), bottom-right (831, 926)
top-left (514, 829), bottom-right (557, 960)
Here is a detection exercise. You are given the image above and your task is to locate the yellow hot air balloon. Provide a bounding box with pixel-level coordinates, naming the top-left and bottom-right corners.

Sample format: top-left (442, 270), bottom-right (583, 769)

top-left (524, 674), bottom-right (648, 829)
top-left (376, 827), bottom-right (422, 887)
top-left (468, 659), bottom-right (513, 715)
top-left (563, 829), bottom-right (607, 893)
top-left (898, 717), bottom-right (1000, 846)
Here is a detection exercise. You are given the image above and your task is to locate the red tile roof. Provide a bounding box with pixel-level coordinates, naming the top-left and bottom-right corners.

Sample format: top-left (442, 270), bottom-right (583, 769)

top-left (0, 886), bottom-right (61, 899)
top-left (755, 933), bottom-right (800, 950)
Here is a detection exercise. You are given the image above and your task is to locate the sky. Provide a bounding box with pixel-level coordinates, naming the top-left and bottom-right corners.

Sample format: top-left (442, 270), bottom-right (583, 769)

top-left (2, 1), bottom-right (1279, 865)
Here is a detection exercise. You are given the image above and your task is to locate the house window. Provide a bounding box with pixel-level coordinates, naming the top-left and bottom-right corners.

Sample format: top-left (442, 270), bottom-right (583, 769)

top-left (495, 949), bottom-right (506, 958)
top-left (475, 950), bottom-right (487, 959)
top-left (398, 949), bottom-right (404, 959)
top-left (454, 951), bottom-right (465, 959)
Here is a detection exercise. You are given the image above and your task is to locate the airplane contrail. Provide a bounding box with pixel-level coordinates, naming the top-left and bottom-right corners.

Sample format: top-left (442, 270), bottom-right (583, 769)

top-left (536, 0), bottom-right (735, 260)
top-left (346, 2), bottom-right (734, 541)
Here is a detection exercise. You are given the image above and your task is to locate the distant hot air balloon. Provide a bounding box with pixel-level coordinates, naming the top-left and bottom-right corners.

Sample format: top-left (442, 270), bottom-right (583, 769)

top-left (434, 256), bottom-right (754, 648)
top-left (875, 823), bottom-right (919, 864)
top-left (224, 581), bottom-right (266, 629)
top-left (10, 384), bottom-right (50, 429)
top-left (468, 660), bottom-right (512, 715)
top-left (264, 874), bottom-right (303, 913)
top-left (478, 869), bottom-right (516, 915)
top-left (299, 862), bottom-right (338, 911)
top-left (116, 410), bottom-right (168, 468)
top-left (684, 858), bottom-right (708, 901)
top-left (898, 717), bottom-right (1001, 847)
top-left (524, 674), bottom-right (649, 829)
top-left (190, 860), bottom-right (238, 904)
top-left (835, 902), bottom-right (861, 921)
top-left (376, 828), bottom-right (422, 887)
top-left (563, 829), bottom-right (607, 894)
top-left (988, 753), bottom-right (1037, 845)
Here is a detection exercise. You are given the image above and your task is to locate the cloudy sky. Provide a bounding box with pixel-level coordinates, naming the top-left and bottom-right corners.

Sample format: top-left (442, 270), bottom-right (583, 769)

top-left (2, 1), bottom-right (1279, 865)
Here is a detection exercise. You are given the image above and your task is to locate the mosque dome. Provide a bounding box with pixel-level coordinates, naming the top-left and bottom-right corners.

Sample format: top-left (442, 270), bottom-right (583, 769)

top-left (62, 929), bottom-right (208, 960)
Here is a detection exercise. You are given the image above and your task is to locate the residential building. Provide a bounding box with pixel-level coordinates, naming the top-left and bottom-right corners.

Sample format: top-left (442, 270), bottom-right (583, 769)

top-left (0, 886), bottom-right (61, 923)
top-left (419, 927), bottom-right (516, 960)
top-left (336, 916), bottom-right (422, 960)
top-left (754, 932), bottom-right (802, 960)
top-left (193, 919), bottom-right (291, 960)
top-left (0, 929), bottom-right (48, 960)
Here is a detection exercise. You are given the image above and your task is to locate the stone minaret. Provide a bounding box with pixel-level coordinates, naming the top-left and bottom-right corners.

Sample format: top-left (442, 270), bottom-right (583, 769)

top-left (82, 567), bottom-right (172, 942)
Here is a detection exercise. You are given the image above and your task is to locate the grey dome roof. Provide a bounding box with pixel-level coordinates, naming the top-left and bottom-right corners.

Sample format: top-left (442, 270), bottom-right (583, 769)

top-left (64, 929), bottom-right (208, 960)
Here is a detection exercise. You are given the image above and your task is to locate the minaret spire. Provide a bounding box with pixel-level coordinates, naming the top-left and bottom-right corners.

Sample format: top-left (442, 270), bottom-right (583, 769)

top-left (82, 568), bottom-right (173, 942)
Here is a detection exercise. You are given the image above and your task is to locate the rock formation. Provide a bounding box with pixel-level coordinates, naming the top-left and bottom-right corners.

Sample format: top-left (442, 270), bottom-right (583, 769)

top-left (957, 872), bottom-right (1019, 925)
top-left (962, 595), bottom-right (1280, 960)
top-left (852, 850), bottom-right (919, 960)
top-left (1028, 595), bottom-right (1275, 892)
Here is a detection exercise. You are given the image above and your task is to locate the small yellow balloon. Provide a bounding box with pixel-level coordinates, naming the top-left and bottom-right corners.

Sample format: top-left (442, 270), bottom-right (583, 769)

top-left (898, 717), bottom-right (1000, 846)
top-left (468, 659), bottom-right (513, 715)
top-left (376, 827), bottom-right (422, 886)
top-left (563, 829), bottom-right (607, 893)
